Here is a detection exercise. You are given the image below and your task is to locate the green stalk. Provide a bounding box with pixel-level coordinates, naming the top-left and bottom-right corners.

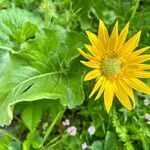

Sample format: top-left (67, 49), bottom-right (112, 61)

top-left (41, 134), bottom-right (68, 150)
top-left (44, 0), bottom-right (50, 28)
top-left (130, 0), bottom-right (140, 21)
top-left (48, 134), bottom-right (68, 148)
top-left (0, 129), bottom-right (21, 144)
top-left (41, 106), bottom-right (66, 146)
top-left (0, 46), bottom-right (15, 53)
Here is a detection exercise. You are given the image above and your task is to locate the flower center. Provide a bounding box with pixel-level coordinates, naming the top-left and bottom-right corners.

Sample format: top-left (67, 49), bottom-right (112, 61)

top-left (101, 57), bottom-right (122, 77)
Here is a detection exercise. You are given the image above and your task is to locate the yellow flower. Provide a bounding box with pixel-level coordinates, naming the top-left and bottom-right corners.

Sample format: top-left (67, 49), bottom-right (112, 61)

top-left (78, 20), bottom-right (150, 113)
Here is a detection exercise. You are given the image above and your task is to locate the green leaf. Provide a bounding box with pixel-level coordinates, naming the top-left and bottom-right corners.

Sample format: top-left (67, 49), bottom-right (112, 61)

top-left (8, 141), bottom-right (21, 150)
top-left (130, 12), bottom-right (150, 46)
top-left (0, 129), bottom-right (21, 150)
top-left (21, 102), bottom-right (42, 130)
top-left (91, 141), bottom-right (104, 150)
top-left (12, 0), bottom-right (41, 9)
top-left (23, 130), bottom-right (43, 150)
top-left (0, 51), bottom-right (40, 126)
top-left (13, 22), bottom-right (38, 42)
top-left (0, 135), bottom-right (11, 150)
top-left (20, 99), bottom-right (63, 149)
top-left (0, 8), bottom-right (43, 49)
top-left (0, 28), bottom-right (86, 126)
top-left (104, 131), bottom-right (118, 150)
top-left (0, 0), bottom-right (10, 9)
top-left (10, 29), bottom-right (86, 107)
top-left (0, 53), bottom-right (39, 94)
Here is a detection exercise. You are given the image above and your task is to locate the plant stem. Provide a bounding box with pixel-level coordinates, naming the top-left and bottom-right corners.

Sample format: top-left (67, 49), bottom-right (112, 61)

top-left (0, 129), bottom-right (21, 144)
top-left (47, 135), bottom-right (61, 145)
top-left (45, 0), bottom-right (50, 28)
top-left (42, 106), bottom-right (66, 146)
top-left (41, 134), bottom-right (68, 150)
top-left (130, 0), bottom-right (140, 21)
top-left (0, 46), bottom-right (15, 53)
top-left (48, 134), bottom-right (68, 148)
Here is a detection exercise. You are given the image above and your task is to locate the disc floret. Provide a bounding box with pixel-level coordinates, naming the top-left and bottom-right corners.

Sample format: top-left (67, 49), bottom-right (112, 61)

top-left (101, 57), bottom-right (122, 78)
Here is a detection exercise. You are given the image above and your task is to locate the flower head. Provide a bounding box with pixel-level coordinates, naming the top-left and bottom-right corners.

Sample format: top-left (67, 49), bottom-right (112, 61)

top-left (66, 126), bottom-right (77, 136)
top-left (87, 126), bottom-right (96, 136)
top-left (145, 114), bottom-right (150, 121)
top-left (143, 98), bottom-right (150, 106)
top-left (147, 121), bottom-right (150, 125)
top-left (82, 142), bottom-right (88, 150)
top-left (144, 114), bottom-right (150, 125)
top-left (79, 20), bottom-right (150, 112)
top-left (62, 119), bottom-right (70, 127)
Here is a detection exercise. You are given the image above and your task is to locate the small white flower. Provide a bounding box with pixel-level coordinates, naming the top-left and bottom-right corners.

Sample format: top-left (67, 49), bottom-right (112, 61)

top-left (62, 119), bottom-right (70, 127)
top-left (67, 126), bottom-right (77, 136)
top-left (147, 121), bottom-right (150, 125)
top-left (87, 126), bottom-right (96, 136)
top-left (145, 114), bottom-right (150, 121)
top-left (82, 142), bottom-right (88, 150)
top-left (144, 98), bottom-right (150, 106)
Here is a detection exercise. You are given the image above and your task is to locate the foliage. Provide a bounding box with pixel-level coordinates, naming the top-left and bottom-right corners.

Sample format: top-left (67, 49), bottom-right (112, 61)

top-left (0, 0), bottom-right (149, 150)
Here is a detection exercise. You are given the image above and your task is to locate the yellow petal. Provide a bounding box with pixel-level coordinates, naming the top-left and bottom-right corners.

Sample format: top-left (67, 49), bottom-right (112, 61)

top-left (135, 64), bottom-right (150, 70)
top-left (131, 46), bottom-right (150, 56)
top-left (118, 80), bottom-right (135, 108)
top-left (135, 71), bottom-right (150, 78)
top-left (86, 31), bottom-right (105, 54)
top-left (124, 71), bottom-right (136, 78)
top-left (128, 55), bottom-right (150, 63)
top-left (98, 20), bottom-right (109, 49)
top-left (104, 81), bottom-right (114, 113)
top-left (80, 60), bottom-right (100, 68)
top-left (78, 48), bottom-right (97, 60)
top-left (120, 31), bottom-right (141, 56)
top-left (84, 69), bottom-right (100, 81)
top-left (114, 82), bottom-right (132, 110)
top-left (116, 22), bottom-right (129, 51)
top-left (84, 44), bottom-right (102, 58)
top-left (89, 76), bottom-right (104, 98)
top-left (107, 21), bottom-right (118, 51)
top-left (127, 64), bottom-right (150, 71)
top-left (95, 79), bottom-right (107, 100)
top-left (124, 78), bottom-right (150, 95)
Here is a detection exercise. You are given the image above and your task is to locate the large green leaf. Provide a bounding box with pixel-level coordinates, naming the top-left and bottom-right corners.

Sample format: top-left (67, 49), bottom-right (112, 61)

top-left (21, 102), bottom-right (42, 130)
top-left (0, 52), bottom-right (39, 94)
top-left (0, 28), bottom-right (86, 126)
top-left (11, 29), bottom-right (86, 107)
top-left (0, 8), bottom-right (43, 49)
